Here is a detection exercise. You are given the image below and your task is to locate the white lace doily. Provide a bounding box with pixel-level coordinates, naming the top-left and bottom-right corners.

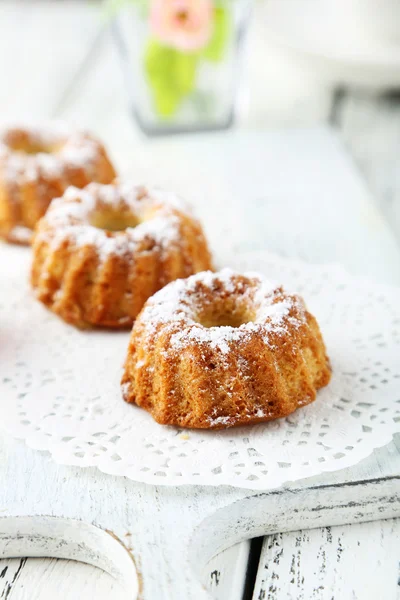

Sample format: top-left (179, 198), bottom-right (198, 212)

top-left (1, 247), bottom-right (399, 490)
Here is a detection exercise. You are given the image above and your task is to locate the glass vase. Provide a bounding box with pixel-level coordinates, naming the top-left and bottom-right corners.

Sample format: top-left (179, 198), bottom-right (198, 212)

top-left (113, 0), bottom-right (253, 135)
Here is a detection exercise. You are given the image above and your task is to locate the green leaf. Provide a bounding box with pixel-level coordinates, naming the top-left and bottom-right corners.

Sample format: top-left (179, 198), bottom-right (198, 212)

top-left (203, 7), bottom-right (230, 62)
top-left (153, 87), bottom-right (181, 117)
top-left (144, 40), bottom-right (198, 118)
top-left (174, 52), bottom-right (197, 95)
top-left (145, 41), bottom-right (176, 85)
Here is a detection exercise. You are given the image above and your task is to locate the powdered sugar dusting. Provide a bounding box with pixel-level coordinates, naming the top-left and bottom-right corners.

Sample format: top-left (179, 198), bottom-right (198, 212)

top-left (36, 183), bottom-right (187, 262)
top-left (129, 214), bottom-right (180, 248)
top-left (206, 405), bottom-right (269, 427)
top-left (207, 415), bottom-right (232, 427)
top-left (119, 181), bottom-right (192, 215)
top-left (7, 225), bottom-right (32, 244)
top-left (0, 121), bottom-right (72, 148)
top-left (170, 323), bottom-right (258, 354)
top-left (140, 269), bottom-right (307, 356)
top-left (0, 124), bottom-right (107, 187)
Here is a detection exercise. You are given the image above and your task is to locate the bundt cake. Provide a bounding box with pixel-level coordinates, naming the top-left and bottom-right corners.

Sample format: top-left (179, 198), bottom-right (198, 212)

top-left (121, 269), bottom-right (331, 429)
top-left (31, 182), bottom-right (213, 328)
top-left (0, 124), bottom-right (116, 244)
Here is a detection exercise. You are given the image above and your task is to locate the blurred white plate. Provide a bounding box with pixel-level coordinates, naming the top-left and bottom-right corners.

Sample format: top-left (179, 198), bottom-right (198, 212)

top-left (260, 0), bottom-right (400, 88)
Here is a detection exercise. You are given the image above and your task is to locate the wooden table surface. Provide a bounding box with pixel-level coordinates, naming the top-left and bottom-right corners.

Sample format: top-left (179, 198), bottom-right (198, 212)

top-left (0, 2), bottom-right (400, 599)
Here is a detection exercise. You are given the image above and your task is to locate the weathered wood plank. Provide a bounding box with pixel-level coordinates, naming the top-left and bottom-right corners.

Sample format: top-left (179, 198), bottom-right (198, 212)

top-left (0, 123), bottom-right (399, 598)
top-left (0, 434), bottom-right (399, 600)
top-left (202, 541), bottom-right (251, 600)
top-left (0, 557), bottom-right (125, 600)
top-left (253, 518), bottom-right (400, 600)
top-left (333, 90), bottom-right (400, 244)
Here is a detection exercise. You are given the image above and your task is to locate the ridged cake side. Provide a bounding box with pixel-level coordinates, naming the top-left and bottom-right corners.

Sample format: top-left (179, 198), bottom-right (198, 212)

top-left (31, 184), bottom-right (213, 328)
top-left (0, 125), bottom-right (116, 244)
top-left (122, 270), bottom-right (331, 429)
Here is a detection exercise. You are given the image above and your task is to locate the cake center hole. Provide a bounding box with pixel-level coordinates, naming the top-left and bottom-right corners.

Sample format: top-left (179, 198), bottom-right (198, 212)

top-left (198, 306), bottom-right (254, 329)
top-left (90, 208), bottom-right (139, 232)
top-left (11, 141), bottom-right (52, 155)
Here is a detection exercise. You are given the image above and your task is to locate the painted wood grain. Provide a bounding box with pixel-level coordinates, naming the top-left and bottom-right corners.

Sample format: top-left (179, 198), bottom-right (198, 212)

top-left (0, 557), bottom-right (125, 600)
top-left (253, 518), bottom-right (400, 600)
top-left (202, 541), bottom-right (251, 600)
top-left (0, 545), bottom-right (251, 600)
top-left (0, 432), bottom-right (399, 599)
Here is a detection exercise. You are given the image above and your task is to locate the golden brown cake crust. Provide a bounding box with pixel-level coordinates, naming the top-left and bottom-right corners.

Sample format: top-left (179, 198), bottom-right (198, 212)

top-left (0, 124), bottom-right (116, 244)
top-left (31, 182), bottom-right (213, 328)
top-left (122, 269), bottom-right (331, 429)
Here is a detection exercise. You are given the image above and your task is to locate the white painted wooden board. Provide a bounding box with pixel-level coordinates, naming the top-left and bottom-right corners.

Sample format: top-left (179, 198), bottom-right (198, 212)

top-left (334, 90), bottom-right (400, 243)
top-left (253, 518), bottom-right (400, 600)
top-left (0, 548), bottom-right (249, 600)
top-left (1, 128), bottom-right (400, 600)
top-left (0, 557), bottom-right (126, 600)
top-left (1, 2), bottom-right (400, 598)
top-left (0, 431), bottom-right (399, 599)
top-left (108, 127), bottom-right (400, 284)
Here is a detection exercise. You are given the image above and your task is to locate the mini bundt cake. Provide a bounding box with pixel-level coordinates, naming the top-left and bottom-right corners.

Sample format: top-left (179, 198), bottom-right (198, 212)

top-left (122, 269), bottom-right (331, 429)
top-left (31, 182), bottom-right (213, 328)
top-left (0, 124), bottom-right (116, 244)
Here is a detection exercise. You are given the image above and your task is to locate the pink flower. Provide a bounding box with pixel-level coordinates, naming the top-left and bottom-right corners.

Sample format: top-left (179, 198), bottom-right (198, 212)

top-left (150, 0), bottom-right (214, 52)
